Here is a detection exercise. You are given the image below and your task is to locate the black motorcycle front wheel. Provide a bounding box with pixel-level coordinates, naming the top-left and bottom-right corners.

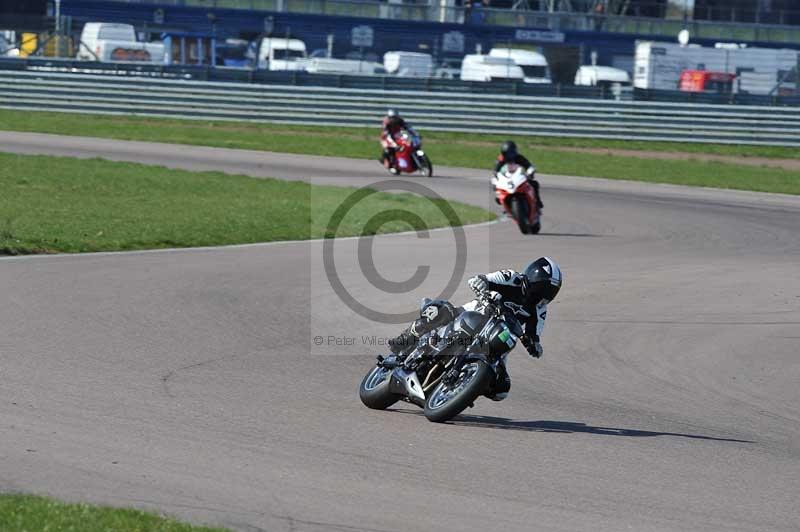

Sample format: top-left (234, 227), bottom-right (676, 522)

top-left (511, 196), bottom-right (531, 234)
top-left (359, 365), bottom-right (401, 410)
top-left (423, 361), bottom-right (491, 422)
top-left (416, 154), bottom-right (433, 177)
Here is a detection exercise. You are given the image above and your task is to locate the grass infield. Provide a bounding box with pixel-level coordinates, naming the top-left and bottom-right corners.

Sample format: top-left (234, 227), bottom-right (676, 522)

top-left (0, 153), bottom-right (494, 255)
top-left (1, 109), bottom-right (798, 195)
top-left (0, 494), bottom-right (230, 532)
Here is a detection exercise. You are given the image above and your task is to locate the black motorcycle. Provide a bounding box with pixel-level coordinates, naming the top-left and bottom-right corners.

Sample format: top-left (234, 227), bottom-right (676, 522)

top-left (359, 292), bottom-right (524, 423)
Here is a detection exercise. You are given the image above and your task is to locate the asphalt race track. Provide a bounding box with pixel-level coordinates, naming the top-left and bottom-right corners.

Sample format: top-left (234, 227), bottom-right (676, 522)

top-left (1, 132), bottom-right (799, 532)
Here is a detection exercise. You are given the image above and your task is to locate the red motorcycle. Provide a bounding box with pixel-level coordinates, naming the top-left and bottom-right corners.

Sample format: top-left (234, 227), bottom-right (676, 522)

top-left (387, 130), bottom-right (433, 177)
top-left (492, 164), bottom-right (540, 234)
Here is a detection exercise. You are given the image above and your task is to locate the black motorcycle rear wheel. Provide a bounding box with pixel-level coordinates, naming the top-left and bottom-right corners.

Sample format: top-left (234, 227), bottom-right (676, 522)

top-left (511, 196), bottom-right (531, 234)
top-left (423, 361), bottom-right (491, 422)
top-left (359, 365), bottom-right (401, 410)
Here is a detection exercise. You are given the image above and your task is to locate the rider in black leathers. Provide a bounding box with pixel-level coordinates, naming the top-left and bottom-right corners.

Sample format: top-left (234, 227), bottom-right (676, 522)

top-left (388, 257), bottom-right (562, 401)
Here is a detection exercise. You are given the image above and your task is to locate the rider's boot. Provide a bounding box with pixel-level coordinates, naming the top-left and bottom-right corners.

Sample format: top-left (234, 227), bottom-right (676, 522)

top-left (487, 361), bottom-right (511, 401)
top-left (389, 302), bottom-right (454, 359)
top-left (381, 149), bottom-right (394, 170)
top-left (388, 330), bottom-right (417, 358)
top-left (530, 179), bottom-right (544, 209)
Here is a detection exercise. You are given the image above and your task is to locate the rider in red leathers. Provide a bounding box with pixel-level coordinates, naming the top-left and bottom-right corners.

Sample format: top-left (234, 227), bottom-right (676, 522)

top-left (380, 109), bottom-right (416, 174)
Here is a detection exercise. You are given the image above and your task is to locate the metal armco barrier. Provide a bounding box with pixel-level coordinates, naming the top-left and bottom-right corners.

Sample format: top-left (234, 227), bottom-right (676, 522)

top-left (4, 57), bottom-right (799, 106)
top-left (1, 70), bottom-right (799, 146)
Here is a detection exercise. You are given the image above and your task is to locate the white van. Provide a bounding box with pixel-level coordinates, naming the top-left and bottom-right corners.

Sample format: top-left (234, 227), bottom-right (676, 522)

top-left (574, 65), bottom-right (631, 88)
top-left (460, 54), bottom-right (524, 83)
top-left (257, 37), bottom-right (308, 71)
top-left (383, 51), bottom-right (433, 77)
top-left (489, 48), bottom-right (551, 84)
top-left (77, 22), bottom-right (165, 63)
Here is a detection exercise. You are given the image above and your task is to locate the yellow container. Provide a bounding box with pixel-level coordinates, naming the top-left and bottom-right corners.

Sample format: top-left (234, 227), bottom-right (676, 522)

top-left (20, 33), bottom-right (38, 57)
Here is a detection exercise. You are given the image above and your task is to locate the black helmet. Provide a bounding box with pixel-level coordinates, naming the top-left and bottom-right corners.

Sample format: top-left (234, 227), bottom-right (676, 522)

top-left (501, 140), bottom-right (517, 160)
top-left (522, 257), bottom-right (562, 304)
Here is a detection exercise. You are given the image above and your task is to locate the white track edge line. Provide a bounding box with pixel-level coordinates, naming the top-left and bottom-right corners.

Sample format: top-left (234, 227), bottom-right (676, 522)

top-left (0, 218), bottom-right (501, 262)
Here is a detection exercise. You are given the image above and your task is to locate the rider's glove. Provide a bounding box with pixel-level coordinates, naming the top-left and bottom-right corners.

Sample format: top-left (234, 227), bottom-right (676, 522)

top-left (527, 341), bottom-right (543, 359)
top-left (468, 276), bottom-right (488, 295)
top-left (522, 336), bottom-right (543, 358)
top-left (526, 166), bottom-right (536, 177)
top-left (486, 291), bottom-right (502, 303)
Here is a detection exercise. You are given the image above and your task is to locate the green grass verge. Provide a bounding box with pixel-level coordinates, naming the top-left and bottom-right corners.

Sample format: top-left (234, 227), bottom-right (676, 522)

top-left (0, 153), bottom-right (494, 254)
top-left (1, 109), bottom-right (799, 196)
top-left (0, 493), bottom-right (230, 532)
top-left (2, 108), bottom-right (798, 160)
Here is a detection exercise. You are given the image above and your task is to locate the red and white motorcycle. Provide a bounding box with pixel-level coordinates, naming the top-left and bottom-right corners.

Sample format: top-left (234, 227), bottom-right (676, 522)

top-left (387, 130), bottom-right (433, 177)
top-left (491, 163), bottom-right (541, 234)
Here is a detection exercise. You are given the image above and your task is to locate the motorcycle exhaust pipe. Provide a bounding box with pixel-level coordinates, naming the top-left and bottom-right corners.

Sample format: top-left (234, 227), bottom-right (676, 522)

top-left (390, 368), bottom-right (426, 405)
